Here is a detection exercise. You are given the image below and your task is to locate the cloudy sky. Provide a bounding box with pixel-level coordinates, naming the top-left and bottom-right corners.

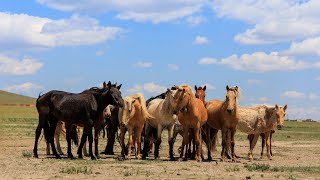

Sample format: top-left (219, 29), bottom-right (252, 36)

top-left (0, 0), bottom-right (320, 120)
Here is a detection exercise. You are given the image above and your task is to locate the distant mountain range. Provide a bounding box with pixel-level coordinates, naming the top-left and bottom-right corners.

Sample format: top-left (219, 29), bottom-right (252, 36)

top-left (0, 90), bottom-right (36, 105)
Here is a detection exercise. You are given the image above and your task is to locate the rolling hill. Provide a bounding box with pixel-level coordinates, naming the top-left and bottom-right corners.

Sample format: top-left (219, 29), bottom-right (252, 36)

top-left (0, 90), bottom-right (36, 105)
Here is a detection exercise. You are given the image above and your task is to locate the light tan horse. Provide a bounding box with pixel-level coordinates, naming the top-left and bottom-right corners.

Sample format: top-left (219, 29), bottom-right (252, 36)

top-left (238, 104), bottom-right (287, 161)
top-left (118, 93), bottom-right (153, 159)
top-left (206, 86), bottom-right (240, 161)
top-left (142, 88), bottom-right (181, 160)
top-left (176, 84), bottom-right (207, 162)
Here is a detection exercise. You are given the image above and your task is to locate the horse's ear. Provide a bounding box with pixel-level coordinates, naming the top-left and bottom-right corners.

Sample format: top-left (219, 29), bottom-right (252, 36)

top-left (203, 85), bottom-right (206, 91)
top-left (284, 104), bottom-right (287, 111)
top-left (167, 88), bottom-right (171, 94)
top-left (103, 81), bottom-right (107, 88)
top-left (235, 86), bottom-right (238, 90)
top-left (195, 85), bottom-right (197, 91)
top-left (107, 81), bottom-right (112, 89)
top-left (171, 86), bottom-right (176, 90)
top-left (226, 85), bottom-right (229, 90)
top-left (117, 84), bottom-right (122, 90)
top-left (275, 104), bottom-right (279, 109)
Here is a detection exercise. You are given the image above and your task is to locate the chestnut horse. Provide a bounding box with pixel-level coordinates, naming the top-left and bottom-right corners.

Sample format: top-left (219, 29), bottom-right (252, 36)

top-left (206, 86), bottom-right (240, 162)
top-left (118, 93), bottom-right (154, 159)
top-left (176, 84), bottom-right (207, 162)
top-left (240, 105), bottom-right (287, 161)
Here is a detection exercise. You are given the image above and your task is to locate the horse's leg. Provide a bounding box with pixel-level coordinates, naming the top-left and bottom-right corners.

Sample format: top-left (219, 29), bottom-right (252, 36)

top-left (265, 131), bottom-right (272, 160)
top-left (171, 125), bottom-right (180, 157)
top-left (77, 128), bottom-right (87, 159)
top-left (86, 127), bottom-right (96, 160)
top-left (119, 126), bottom-right (126, 159)
top-left (260, 133), bottom-right (266, 159)
top-left (220, 127), bottom-right (227, 162)
top-left (230, 128), bottom-right (236, 162)
top-left (154, 125), bottom-right (162, 160)
top-left (135, 127), bottom-right (143, 160)
top-left (142, 124), bottom-right (151, 160)
top-left (55, 122), bottom-right (64, 155)
top-left (127, 127), bottom-right (133, 160)
top-left (206, 124), bottom-right (212, 161)
top-left (48, 119), bottom-right (60, 158)
top-left (103, 118), bottom-right (118, 155)
top-left (94, 125), bottom-right (101, 159)
top-left (248, 134), bottom-right (259, 161)
top-left (270, 131), bottom-right (273, 157)
top-left (168, 124), bottom-right (175, 161)
top-left (194, 125), bottom-right (201, 162)
top-left (65, 123), bottom-right (75, 159)
top-left (180, 127), bottom-right (189, 161)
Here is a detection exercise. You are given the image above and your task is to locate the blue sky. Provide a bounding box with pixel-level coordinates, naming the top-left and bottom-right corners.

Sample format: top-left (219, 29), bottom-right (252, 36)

top-left (0, 0), bottom-right (320, 120)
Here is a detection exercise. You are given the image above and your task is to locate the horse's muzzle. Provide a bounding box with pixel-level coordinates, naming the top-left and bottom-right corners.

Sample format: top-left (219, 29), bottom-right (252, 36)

top-left (226, 109), bottom-right (233, 114)
top-left (277, 125), bottom-right (283, 130)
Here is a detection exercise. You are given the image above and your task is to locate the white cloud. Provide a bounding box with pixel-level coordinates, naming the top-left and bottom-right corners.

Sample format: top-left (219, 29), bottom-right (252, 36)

top-left (207, 52), bottom-right (311, 72)
top-left (4, 82), bottom-right (44, 95)
top-left (198, 57), bottom-right (217, 64)
top-left (0, 55), bottom-right (43, 75)
top-left (282, 91), bottom-right (320, 100)
top-left (37, 0), bottom-right (206, 24)
top-left (315, 76), bottom-right (320, 81)
top-left (259, 97), bottom-right (268, 102)
top-left (282, 91), bottom-right (306, 99)
top-left (286, 106), bottom-right (320, 121)
top-left (0, 12), bottom-right (122, 50)
top-left (202, 83), bottom-right (215, 91)
top-left (247, 79), bottom-right (261, 85)
top-left (168, 64), bottom-right (179, 70)
top-left (133, 61), bottom-right (152, 68)
top-left (212, 0), bottom-right (320, 44)
top-left (186, 16), bottom-right (206, 26)
top-left (284, 37), bottom-right (320, 56)
top-left (127, 82), bottom-right (166, 96)
top-left (193, 35), bottom-right (209, 45)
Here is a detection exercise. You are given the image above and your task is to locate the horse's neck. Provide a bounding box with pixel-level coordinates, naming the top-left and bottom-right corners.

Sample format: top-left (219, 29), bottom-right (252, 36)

top-left (162, 97), bottom-right (174, 115)
top-left (266, 110), bottom-right (277, 128)
top-left (222, 100), bottom-right (239, 117)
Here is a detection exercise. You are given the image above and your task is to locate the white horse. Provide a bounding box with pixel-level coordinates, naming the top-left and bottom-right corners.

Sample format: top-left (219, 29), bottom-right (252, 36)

top-left (142, 88), bottom-right (183, 160)
top-left (237, 104), bottom-right (287, 161)
top-left (118, 93), bottom-right (154, 159)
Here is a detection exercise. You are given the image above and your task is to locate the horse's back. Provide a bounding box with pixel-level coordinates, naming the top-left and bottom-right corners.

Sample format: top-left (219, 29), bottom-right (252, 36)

top-left (237, 106), bottom-right (267, 134)
top-left (194, 98), bottom-right (208, 124)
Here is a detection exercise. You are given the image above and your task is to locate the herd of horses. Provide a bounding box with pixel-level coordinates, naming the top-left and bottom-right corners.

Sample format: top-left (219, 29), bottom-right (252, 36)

top-left (33, 81), bottom-right (287, 162)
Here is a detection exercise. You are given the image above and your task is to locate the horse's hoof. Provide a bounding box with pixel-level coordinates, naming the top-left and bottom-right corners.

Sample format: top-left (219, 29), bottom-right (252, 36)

top-left (68, 155), bottom-right (76, 160)
top-left (55, 154), bottom-right (61, 159)
top-left (154, 156), bottom-right (160, 160)
top-left (78, 155), bottom-right (83, 159)
top-left (207, 157), bottom-right (212, 161)
top-left (169, 156), bottom-right (175, 161)
top-left (220, 158), bottom-right (225, 162)
top-left (183, 157), bottom-right (188, 161)
top-left (136, 155), bottom-right (142, 160)
top-left (91, 156), bottom-right (97, 160)
top-left (117, 156), bottom-right (125, 161)
top-left (34, 154), bottom-right (39, 158)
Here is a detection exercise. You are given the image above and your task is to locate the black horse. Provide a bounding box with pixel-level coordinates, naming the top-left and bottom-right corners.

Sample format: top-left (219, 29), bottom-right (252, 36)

top-left (33, 81), bottom-right (124, 160)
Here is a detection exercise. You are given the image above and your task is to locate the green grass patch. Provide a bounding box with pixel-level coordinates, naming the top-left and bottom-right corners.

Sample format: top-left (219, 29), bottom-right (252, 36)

top-left (245, 164), bottom-right (320, 174)
top-left (60, 166), bottom-right (92, 175)
top-left (226, 165), bottom-right (240, 172)
top-left (22, 150), bottom-right (32, 158)
top-left (0, 106), bottom-right (38, 119)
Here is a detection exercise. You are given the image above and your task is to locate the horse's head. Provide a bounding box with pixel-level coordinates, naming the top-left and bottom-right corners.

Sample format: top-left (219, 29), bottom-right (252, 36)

top-left (104, 81), bottom-right (124, 108)
top-left (225, 85), bottom-right (240, 115)
top-left (118, 96), bottom-right (137, 126)
top-left (275, 104), bottom-right (287, 130)
top-left (104, 105), bottom-right (111, 119)
top-left (165, 87), bottom-right (180, 114)
top-left (195, 85), bottom-right (206, 104)
top-left (173, 84), bottom-right (193, 114)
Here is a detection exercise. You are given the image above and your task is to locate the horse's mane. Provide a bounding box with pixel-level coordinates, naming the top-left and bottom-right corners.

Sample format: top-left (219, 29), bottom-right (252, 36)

top-left (197, 86), bottom-right (204, 90)
top-left (131, 93), bottom-right (154, 120)
top-left (180, 84), bottom-right (194, 96)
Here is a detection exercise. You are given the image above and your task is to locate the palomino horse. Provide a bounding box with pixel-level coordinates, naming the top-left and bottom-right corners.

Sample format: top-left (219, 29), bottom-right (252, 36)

top-left (176, 84), bottom-right (208, 162)
top-left (206, 86), bottom-right (240, 162)
top-left (118, 93), bottom-right (154, 159)
top-left (34, 81), bottom-right (124, 160)
top-left (142, 88), bottom-right (181, 160)
top-left (238, 105), bottom-right (287, 161)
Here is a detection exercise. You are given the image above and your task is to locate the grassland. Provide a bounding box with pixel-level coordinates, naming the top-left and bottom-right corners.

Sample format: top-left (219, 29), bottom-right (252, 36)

top-left (1, 99), bottom-right (320, 179)
top-left (0, 90), bottom-right (36, 105)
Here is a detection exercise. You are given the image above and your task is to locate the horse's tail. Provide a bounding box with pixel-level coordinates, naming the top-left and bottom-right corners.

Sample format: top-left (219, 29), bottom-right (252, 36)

top-left (135, 93), bottom-right (155, 121)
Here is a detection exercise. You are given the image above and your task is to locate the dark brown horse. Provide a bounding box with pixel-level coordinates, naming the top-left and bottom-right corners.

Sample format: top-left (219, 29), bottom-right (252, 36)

top-left (33, 81), bottom-right (124, 160)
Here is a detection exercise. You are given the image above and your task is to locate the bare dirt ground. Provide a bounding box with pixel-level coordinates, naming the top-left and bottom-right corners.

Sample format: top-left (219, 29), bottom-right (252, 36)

top-left (1, 128), bottom-right (320, 180)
